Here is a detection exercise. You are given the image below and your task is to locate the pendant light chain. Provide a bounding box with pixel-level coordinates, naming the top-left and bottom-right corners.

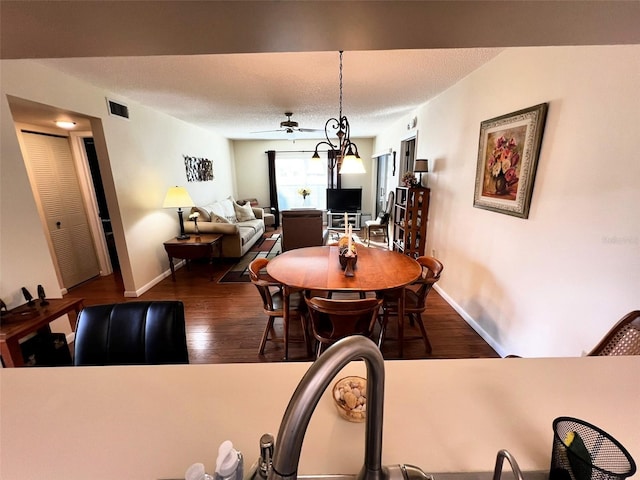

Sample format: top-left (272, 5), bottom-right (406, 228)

top-left (311, 50), bottom-right (365, 175)
top-left (339, 50), bottom-right (343, 120)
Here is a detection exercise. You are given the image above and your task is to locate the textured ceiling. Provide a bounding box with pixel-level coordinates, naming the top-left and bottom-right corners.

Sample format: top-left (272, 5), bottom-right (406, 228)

top-left (3, 1), bottom-right (638, 139)
top-left (30, 49), bottom-right (502, 140)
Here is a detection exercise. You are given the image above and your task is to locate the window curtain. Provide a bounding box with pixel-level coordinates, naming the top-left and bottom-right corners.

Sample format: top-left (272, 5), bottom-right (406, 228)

top-left (267, 150), bottom-right (280, 227)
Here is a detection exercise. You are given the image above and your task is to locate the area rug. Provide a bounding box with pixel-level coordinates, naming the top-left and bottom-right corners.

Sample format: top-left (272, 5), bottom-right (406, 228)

top-left (218, 233), bottom-right (281, 283)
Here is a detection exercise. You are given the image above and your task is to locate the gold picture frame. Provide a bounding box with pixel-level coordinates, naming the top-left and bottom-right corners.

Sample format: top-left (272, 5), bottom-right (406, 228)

top-left (473, 103), bottom-right (548, 218)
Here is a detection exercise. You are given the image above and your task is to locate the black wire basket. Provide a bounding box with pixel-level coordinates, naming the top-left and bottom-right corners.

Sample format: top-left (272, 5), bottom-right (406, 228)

top-left (550, 416), bottom-right (636, 480)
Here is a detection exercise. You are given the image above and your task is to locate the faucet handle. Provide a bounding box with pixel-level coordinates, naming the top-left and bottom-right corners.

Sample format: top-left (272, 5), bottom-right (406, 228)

top-left (259, 434), bottom-right (274, 478)
top-left (384, 464), bottom-right (434, 480)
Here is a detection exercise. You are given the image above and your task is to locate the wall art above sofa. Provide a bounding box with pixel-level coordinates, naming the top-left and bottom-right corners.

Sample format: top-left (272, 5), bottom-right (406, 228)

top-left (184, 155), bottom-right (214, 182)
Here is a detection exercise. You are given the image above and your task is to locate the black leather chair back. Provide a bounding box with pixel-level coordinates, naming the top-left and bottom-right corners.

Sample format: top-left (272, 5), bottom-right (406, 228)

top-left (74, 301), bottom-right (189, 365)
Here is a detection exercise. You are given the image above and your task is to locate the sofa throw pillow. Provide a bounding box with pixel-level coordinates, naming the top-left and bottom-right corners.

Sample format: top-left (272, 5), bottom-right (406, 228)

top-left (207, 202), bottom-right (226, 220)
top-left (220, 198), bottom-right (238, 223)
top-left (211, 213), bottom-right (230, 224)
top-left (191, 206), bottom-right (211, 223)
top-left (234, 201), bottom-right (256, 222)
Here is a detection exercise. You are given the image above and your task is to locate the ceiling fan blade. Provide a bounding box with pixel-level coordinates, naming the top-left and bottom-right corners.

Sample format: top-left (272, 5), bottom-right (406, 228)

top-left (252, 112), bottom-right (322, 134)
top-left (250, 128), bottom-right (285, 134)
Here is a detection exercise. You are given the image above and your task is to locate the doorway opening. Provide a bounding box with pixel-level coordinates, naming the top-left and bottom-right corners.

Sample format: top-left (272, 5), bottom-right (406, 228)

top-left (398, 136), bottom-right (417, 185)
top-left (83, 137), bottom-right (119, 271)
top-left (7, 95), bottom-right (125, 292)
top-left (19, 130), bottom-right (101, 289)
top-left (374, 153), bottom-right (390, 218)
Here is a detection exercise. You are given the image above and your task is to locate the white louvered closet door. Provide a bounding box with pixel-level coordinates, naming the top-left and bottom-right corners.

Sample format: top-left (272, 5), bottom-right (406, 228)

top-left (22, 132), bottom-right (100, 288)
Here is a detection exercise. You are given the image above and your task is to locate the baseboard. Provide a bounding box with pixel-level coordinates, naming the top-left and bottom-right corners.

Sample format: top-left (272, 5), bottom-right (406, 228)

top-left (434, 284), bottom-right (507, 358)
top-left (123, 260), bottom-right (184, 297)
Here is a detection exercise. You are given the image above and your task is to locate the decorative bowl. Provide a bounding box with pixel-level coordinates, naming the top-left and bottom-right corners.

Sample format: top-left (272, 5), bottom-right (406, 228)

top-left (338, 250), bottom-right (358, 269)
top-left (332, 376), bottom-right (367, 422)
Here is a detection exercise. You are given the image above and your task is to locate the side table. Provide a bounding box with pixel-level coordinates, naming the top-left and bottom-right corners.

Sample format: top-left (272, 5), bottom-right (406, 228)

top-left (163, 233), bottom-right (223, 281)
top-left (0, 297), bottom-right (84, 367)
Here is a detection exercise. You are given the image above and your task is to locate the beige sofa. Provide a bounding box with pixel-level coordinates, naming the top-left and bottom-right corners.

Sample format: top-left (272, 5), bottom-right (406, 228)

top-left (184, 197), bottom-right (265, 257)
top-left (238, 198), bottom-right (276, 229)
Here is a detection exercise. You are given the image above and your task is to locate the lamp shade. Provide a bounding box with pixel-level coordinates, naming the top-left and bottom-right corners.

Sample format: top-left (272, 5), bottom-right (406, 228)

top-left (163, 186), bottom-right (194, 208)
top-left (414, 159), bottom-right (429, 173)
top-left (339, 154), bottom-right (366, 174)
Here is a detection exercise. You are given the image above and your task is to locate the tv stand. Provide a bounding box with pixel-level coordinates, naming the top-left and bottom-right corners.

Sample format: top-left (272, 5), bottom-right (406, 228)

top-left (327, 211), bottom-right (361, 230)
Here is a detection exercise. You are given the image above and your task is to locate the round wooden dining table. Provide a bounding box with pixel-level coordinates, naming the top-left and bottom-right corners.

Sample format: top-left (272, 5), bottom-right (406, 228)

top-left (266, 245), bottom-right (422, 359)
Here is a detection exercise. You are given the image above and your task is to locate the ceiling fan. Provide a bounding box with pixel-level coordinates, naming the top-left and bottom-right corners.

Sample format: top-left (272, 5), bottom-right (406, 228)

top-left (252, 112), bottom-right (323, 134)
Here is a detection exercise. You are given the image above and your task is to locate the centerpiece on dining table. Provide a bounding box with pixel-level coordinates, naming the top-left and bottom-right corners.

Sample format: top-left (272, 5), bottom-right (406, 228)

top-left (338, 216), bottom-right (357, 277)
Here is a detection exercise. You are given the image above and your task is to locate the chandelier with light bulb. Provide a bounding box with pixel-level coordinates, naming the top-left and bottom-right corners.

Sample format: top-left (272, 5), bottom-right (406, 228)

top-left (312, 51), bottom-right (366, 175)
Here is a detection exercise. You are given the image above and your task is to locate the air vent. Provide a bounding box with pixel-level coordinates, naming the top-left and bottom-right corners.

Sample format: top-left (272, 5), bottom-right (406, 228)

top-left (106, 98), bottom-right (129, 119)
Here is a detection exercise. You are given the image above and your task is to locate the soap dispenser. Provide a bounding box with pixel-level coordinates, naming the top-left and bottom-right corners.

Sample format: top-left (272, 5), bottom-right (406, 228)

top-left (215, 440), bottom-right (244, 480)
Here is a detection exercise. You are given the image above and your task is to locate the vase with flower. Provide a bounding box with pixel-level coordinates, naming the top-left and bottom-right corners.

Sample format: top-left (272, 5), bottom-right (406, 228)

top-left (401, 171), bottom-right (418, 188)
top-left (188, 211), bottom-right (200, 235)
top-left (298, 187), bottom-right (311, 207)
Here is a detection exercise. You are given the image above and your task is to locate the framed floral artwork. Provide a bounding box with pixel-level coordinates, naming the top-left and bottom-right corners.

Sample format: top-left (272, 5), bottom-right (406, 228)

top-left (473, 103), bottom-right (548, 218)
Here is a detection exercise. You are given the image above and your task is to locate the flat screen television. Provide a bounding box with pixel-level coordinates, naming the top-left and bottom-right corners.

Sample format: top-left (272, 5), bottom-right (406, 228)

top-left (326, 188), bottom-right (362, 212)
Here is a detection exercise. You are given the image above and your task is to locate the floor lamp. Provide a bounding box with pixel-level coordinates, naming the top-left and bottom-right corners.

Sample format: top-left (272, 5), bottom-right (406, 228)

top-left (163, 186), bottom-right (194, 240)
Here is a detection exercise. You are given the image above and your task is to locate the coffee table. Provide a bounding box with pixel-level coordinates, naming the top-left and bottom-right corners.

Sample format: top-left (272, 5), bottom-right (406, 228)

top-left (163, 233), bottom-right (223, 281)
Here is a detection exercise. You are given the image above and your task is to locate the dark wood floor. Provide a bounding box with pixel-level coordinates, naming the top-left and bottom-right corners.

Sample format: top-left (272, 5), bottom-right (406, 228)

top-left (64, 232), bottom-right (499, 363)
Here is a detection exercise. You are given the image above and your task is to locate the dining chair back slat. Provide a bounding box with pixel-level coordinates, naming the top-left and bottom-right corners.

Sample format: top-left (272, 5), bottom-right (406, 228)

top-left (304, 296), bottom-right (382, 358)
top-left (588, 310), bottom-right (640, 356)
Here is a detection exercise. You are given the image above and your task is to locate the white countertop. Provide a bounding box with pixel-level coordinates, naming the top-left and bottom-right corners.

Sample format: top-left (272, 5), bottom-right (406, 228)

top-left (1, 356), bottom-right (638, 480)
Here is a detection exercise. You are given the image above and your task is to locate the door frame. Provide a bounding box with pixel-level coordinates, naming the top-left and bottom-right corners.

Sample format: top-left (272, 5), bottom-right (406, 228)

top-left (14, 124), bottom-right (111, 292)
top-left (398, 131), bottom-right (419, 185)
top-left (69, 131), bottom-right (113, 276)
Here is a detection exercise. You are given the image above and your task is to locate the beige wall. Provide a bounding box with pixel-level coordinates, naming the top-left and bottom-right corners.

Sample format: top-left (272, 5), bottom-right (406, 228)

top-left (1, 60), bottom-right (235, 304)
top-left (375, 45), bottom-right (640, 357)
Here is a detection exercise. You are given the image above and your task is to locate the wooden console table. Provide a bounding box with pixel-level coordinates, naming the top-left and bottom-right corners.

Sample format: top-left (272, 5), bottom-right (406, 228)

top-left (163, 233), bottom-right (223, 281)
top-left (0, 297), bottom-right (84, 367)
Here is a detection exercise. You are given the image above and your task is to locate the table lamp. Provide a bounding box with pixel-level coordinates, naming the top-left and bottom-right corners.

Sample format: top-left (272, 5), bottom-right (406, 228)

top-left (163, 186), bottom-right (194, 240)
top-left (414, 159), bottom-right (429, 186)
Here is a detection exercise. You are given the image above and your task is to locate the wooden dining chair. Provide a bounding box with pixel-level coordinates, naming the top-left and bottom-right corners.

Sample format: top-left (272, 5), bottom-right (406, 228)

top-left (364, 191), bottom-right (394, 246)
top-left (304, 296), bottom-right (383, 358)
top-left (248, 258), bottom-right (310, 360)
top-left (588, 310), bottom-right (640, 356)
top-left (379, 255), bottom-right (443, 356)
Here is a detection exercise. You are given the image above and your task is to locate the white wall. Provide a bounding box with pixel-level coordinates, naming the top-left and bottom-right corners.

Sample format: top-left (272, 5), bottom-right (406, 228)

top-left (375, 45), bottom-right (640, 357)
top-left (232, 138), bottom-right (375, 215)
top-left (1, 60), bottom-right (235, 302)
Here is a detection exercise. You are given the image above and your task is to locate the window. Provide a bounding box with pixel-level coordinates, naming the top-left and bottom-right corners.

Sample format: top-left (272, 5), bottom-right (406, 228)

top-left (276, 152), bottom-right (327, 210)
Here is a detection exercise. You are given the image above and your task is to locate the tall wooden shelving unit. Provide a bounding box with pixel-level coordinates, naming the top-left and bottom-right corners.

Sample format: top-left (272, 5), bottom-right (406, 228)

top-left (392, 186), bottom-right (430, 257)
